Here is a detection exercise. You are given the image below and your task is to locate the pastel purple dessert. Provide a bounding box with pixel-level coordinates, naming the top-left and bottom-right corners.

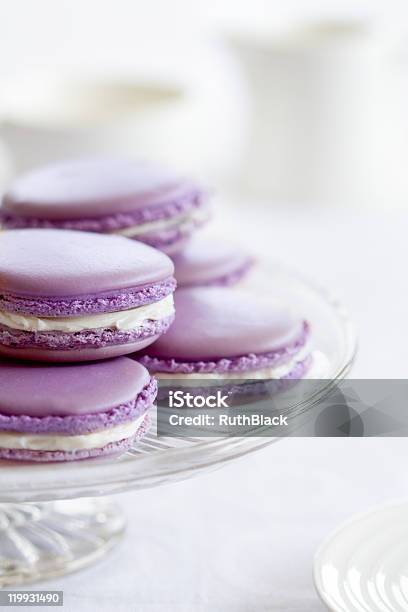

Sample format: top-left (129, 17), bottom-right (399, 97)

top-left (138, 287), bottom-right (312, 380)
top-left (0, 229), bottom-right (176, 362)
top-left (0, 357), bottom-right (156, 462)
top-left (0, 157), bottom-right (209, 253)
top-left (172, 236), bottom-right (254, 288)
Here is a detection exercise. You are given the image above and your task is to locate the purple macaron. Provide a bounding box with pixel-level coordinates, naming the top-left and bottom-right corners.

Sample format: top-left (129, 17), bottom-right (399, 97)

top-left (0, 157), bottom-right (209, 253)
top-left (0, 357), bottom-right (156, 462)
top-left (138, 287), bottom-right (312, 380)
top-left (0, 229), bottom-right (176, 362)
top-left (172, 236), bottom-right (254, 288)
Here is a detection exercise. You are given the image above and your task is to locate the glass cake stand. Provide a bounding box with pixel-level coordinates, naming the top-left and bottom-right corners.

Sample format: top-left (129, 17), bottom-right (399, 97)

top-left (0, 264), bottom-right (357, 586)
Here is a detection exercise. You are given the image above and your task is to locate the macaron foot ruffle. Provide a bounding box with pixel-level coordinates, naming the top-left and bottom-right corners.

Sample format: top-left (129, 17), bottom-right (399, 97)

top-left (0, 278), bottom-right (176, 317)
top-left (0, 316), bottom-right (174, 352)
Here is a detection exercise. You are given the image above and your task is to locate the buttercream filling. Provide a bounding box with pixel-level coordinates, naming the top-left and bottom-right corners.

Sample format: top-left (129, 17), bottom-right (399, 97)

top-left (0, 414), bottom-right (145, 451)
top-left (155, 345), bottom-right (312, 380)
top-left (0, 295), bottom-right (174, 333)
top-left (112, 207), bottom-right (209, 237)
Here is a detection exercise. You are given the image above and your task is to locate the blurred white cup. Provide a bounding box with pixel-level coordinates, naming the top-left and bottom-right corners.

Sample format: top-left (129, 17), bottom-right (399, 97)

top-left (0, 64), bottom-right (246, 186)
top-left (228, 20), bottom-right (408, 207)
top-left (0, 73), bottom-right (188, 174)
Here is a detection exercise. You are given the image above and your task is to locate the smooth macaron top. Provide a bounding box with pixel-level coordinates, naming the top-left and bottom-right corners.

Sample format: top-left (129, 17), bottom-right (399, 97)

top-left (172, 236), bottom-right (253, 287)
top-left (0, 357), bottom-right (151, 417)
top-left (0, 229), bottom-right (174, 296)
top-left (2, 157), bottom-right (197, 220)
top-left (144, 287), bottom-right (305, 361)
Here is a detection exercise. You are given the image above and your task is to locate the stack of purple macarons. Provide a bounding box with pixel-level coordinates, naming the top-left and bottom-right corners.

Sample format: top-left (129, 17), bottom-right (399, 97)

top-left (0, 156), bottom-right (312, 462)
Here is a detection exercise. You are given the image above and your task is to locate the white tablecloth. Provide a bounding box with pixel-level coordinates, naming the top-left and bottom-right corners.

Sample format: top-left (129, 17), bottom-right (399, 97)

top-left (35, 208), bottom-right (408, 611)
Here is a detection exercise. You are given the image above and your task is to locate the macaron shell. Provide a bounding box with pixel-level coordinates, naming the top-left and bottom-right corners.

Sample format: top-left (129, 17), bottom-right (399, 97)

top-left (140, 227), bottom-right (200, 255)
top-left (2, 157), bottom-right (189, 218)
top-left (0, 334), bottom-right (161, 364)
top-left (0, 229), bottom-right (174, 296)
top-left (0, 356), bottom-right (151, 416)
top-left (0, 377), bottom-right (157, 433)
top-left (172, 236), bottom-right (253, 287)
top-left (145, 287), bottom-right (305, 361)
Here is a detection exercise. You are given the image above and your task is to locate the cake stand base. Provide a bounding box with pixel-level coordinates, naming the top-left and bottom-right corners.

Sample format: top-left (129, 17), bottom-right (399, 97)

top-left (0, 499), bottom-right (124, 587)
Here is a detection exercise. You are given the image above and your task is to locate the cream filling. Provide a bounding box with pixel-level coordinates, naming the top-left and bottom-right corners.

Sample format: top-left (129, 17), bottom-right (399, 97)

top-left (0, 295), bottom-right (174, 333)
top-left (113, 207), bottom-right (209, 237)
top-left (0, 415), bottom-right (146, 452)
top-left (156, 345), bottom-right (312, 381)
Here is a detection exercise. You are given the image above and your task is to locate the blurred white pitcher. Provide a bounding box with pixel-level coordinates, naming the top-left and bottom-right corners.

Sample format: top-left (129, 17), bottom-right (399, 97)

top-left (229, 20), bottom-right (408, 207)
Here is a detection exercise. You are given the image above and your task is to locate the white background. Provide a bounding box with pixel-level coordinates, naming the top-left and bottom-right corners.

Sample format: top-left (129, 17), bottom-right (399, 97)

top-left (1, 1), bottom-right (408, 609)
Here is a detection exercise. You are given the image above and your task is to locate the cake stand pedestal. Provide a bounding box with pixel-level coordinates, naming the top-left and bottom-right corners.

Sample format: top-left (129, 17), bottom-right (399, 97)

top-left (0, 499), bottom-right (123, 586)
